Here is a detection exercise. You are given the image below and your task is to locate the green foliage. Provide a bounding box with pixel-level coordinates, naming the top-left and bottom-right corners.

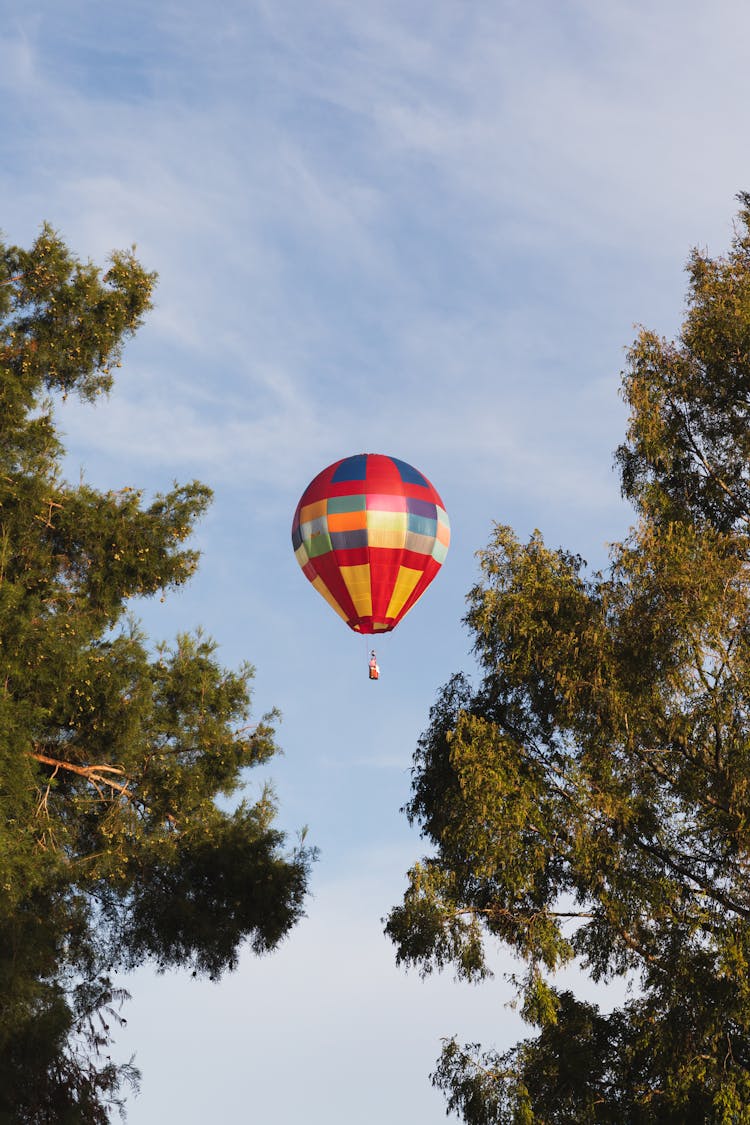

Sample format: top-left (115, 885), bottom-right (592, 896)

top-left (387, 195), bottom-right (750, 1121)
top-left (618, 191), bottom-right (750, 533)
top-left (0, 227), bottom-right (313, 1121)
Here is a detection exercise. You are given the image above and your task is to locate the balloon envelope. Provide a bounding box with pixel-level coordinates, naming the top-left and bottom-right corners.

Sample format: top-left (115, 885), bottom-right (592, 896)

top-left (291, 453), bottom-right (450, 634)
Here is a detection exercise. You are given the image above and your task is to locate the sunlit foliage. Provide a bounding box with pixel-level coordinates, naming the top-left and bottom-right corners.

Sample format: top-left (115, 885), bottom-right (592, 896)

top-left (387, 195), bottom-right (750, 1122)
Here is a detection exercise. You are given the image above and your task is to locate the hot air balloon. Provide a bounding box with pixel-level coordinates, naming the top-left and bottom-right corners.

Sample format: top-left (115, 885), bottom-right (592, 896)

top-left (291, 453), bottom-right (450, 636)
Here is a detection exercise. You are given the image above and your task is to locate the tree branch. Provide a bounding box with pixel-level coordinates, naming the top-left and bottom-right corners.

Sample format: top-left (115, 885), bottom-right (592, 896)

top-left (29, 749), bottom-right (136, 805)
top-left (438, 1038), bottom-right (516, 1083)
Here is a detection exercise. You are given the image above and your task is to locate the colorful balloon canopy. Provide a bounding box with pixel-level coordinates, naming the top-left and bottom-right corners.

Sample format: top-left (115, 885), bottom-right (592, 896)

top-left (291, 453), bottom-right (450, 634)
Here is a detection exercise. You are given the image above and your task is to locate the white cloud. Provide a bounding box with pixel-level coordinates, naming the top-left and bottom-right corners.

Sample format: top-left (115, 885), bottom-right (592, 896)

top-left (115, 858), bottom-right (633, 1124)
top-left (115, 866), bottom-right (525, 1123)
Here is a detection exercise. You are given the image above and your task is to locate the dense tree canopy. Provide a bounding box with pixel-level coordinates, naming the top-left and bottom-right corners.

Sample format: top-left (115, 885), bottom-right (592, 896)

top-left (387, 195), bottom-right (750, 1122)
top-left (0, 227), bottom-right (313, 1122)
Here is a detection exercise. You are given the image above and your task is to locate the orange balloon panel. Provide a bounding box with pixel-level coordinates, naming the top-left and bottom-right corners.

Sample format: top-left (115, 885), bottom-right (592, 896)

top-left (291, 454), bottom-right (450, 634)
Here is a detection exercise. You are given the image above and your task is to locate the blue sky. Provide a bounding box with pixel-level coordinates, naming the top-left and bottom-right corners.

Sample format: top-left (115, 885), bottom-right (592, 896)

top-left (3, 1), bottom-right (750, 1119)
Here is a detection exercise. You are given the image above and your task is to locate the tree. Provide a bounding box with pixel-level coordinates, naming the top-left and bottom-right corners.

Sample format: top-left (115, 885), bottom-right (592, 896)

top-left (0, 226), bottom-right (314, 1122)
top-left (386, 194), bottom-right (750, 1123)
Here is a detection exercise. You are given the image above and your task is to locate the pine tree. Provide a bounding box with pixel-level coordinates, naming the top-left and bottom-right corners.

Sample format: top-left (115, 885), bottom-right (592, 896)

top-left (0, 226), bottom-right (313, 1121)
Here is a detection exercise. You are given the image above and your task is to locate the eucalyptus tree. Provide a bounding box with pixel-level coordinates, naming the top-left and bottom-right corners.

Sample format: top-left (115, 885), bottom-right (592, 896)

top-left (387, 195), bottom-right (750, 1123)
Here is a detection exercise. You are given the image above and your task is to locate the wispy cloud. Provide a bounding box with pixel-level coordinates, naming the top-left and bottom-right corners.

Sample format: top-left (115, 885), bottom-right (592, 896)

top-left (8, 0), bottom-right (740, 525)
